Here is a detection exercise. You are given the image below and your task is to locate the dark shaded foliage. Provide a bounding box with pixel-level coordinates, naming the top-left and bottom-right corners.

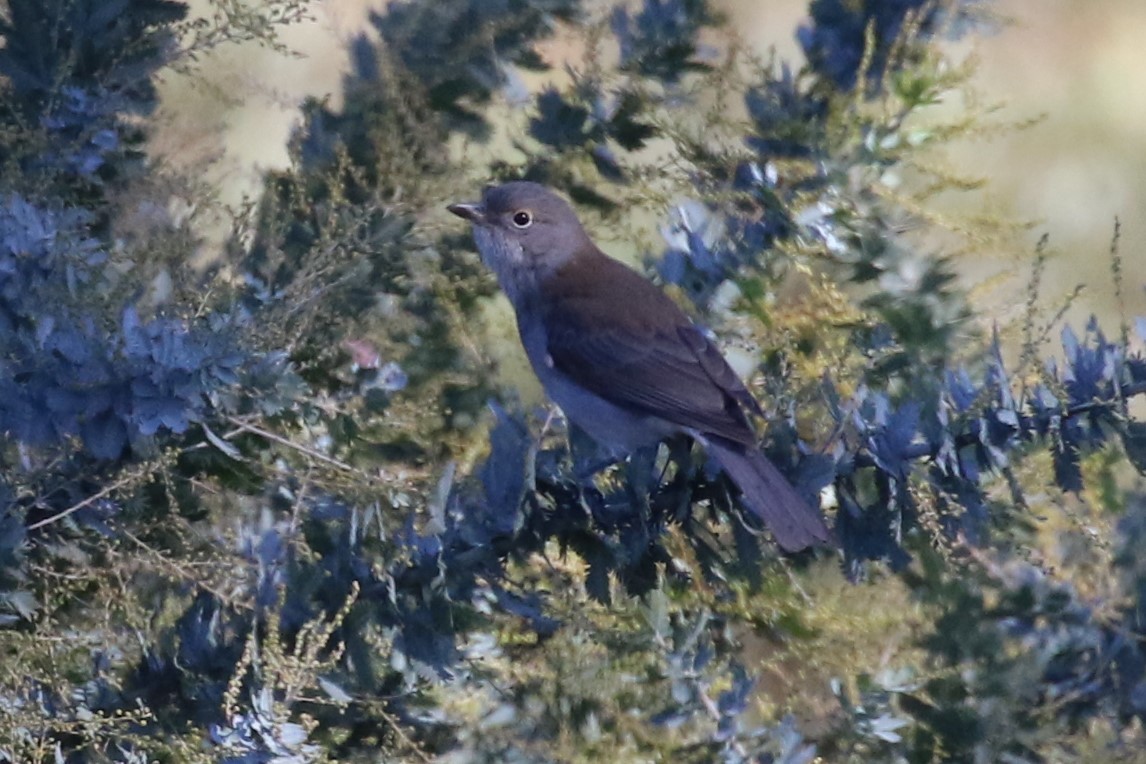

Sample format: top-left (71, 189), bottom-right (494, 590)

top-left (612, 0), bottom-right (720, 84)
top-left (0, 0), bottom-right (186, 105)
top-left (0, 0), bottom-right (188, 221)
top-left (0, 196), bottom-right (252, 460)
top-left (370, 0), bottom-right (584, 139)
top-left (799, 0), bottom-right (989, 92)
top-left (3, 0), bottom-right (1146, 761)
top-left (516, 0), bottom-right (720, 200)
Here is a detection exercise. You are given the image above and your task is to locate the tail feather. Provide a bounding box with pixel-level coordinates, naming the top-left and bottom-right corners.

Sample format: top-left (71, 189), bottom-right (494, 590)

top-left (706, 439), bottom-right (831, 552)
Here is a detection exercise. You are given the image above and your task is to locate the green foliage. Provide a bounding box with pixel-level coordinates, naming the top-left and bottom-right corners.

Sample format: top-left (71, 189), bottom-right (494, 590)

top-left (2, 1), bottom-right (1145, 762)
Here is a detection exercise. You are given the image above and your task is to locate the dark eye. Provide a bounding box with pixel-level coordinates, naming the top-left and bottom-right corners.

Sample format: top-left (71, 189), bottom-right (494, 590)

top-left (512, 210), bottom-right (532, 228)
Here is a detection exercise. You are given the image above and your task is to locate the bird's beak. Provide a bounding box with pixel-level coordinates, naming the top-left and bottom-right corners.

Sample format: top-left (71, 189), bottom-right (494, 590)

top-left (447, 201), bottom-right (486, 225)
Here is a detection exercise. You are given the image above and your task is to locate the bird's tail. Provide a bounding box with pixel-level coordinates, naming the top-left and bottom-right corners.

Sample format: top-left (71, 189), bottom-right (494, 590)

top-left (705, 438), bottom-right (831, 552)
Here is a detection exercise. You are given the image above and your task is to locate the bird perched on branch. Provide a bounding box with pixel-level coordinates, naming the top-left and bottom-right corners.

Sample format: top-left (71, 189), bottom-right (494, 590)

top-left (448, 181), bottom-right (830, 552)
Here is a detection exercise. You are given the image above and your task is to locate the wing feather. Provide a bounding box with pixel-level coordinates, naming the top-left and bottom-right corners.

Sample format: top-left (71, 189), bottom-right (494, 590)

top-left (540, 253), bottom-right (757, 446)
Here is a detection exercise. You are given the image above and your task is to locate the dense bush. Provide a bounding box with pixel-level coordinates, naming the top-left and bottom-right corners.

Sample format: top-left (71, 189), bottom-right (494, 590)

top-left (1, 0), bottom-right (1144, 761)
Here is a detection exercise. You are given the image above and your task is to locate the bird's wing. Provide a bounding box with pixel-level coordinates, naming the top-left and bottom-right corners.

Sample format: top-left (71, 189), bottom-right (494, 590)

top-left (540, 256), bottom-right (758, 446)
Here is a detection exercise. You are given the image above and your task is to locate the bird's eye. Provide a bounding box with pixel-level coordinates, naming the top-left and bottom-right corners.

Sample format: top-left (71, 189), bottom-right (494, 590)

top-left (512, 210), bottom-right (532, 228)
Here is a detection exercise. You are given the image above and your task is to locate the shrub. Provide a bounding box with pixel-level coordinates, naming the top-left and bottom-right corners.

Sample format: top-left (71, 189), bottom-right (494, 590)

top-left (1, 1), bottom-right (1143, 761)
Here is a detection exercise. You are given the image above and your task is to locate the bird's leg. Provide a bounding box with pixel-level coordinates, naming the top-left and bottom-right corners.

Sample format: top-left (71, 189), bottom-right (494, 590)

top-left (623, 444), bottom-right (660, 558)
top-left (567, 424), bottom-right (623, 482)
top-left (662, 435), bottom-right (696, 523)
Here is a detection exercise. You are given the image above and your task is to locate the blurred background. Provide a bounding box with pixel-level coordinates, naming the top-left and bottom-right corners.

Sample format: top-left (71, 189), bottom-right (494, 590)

top-left (157, 0), bottom-right (1146, 329)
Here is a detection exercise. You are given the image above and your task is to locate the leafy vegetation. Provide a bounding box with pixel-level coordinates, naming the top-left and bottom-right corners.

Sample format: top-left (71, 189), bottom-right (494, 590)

top-left (1, 0), bottom-right (1144, 761)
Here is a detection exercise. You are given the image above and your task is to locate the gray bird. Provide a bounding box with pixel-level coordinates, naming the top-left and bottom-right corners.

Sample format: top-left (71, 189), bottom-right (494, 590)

top-left (448, 181), bottom-right (830, 551)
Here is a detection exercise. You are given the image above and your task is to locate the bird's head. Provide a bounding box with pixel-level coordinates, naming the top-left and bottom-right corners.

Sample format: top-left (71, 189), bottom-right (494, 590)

top-left (448, 182), bottom-right (594, 302)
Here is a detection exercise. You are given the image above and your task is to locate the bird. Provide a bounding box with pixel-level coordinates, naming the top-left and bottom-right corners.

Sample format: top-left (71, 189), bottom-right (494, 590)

top-left (447, 181), bottom-right (830, 552)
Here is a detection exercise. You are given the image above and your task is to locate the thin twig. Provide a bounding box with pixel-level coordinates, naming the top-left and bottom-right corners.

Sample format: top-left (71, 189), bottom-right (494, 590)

top-left (27, 469), bottom-right (144, 531)
top-left (225, 416), bottom-right (355, 472)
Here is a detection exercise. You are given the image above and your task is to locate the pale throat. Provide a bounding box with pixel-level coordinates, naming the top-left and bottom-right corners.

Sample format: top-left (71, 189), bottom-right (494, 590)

top-left (473, 226), bottom-right (548, 312)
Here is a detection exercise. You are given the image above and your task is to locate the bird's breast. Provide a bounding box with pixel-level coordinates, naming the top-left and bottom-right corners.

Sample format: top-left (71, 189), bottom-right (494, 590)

top-left (515, 315), bottom-right (674, 453)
